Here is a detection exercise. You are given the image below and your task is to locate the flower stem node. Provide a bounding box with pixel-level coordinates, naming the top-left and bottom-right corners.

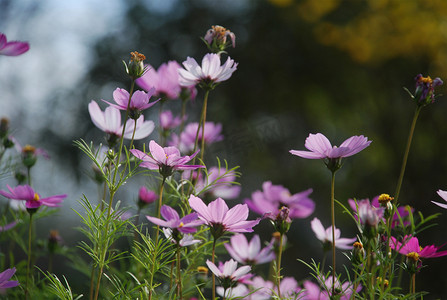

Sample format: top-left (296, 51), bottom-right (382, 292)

top-left (125, 51), bottom-right (147, 80)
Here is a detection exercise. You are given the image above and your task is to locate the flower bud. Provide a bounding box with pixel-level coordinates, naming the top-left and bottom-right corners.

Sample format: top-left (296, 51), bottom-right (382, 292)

top-left (203, 25), bottom-right (236, 54)
top-left (0, 118), bottom-right (9, 139)
top-left (48, 230), bottom-right (62, 253)
top-left (22, 145), bottom-right (37, 168)
top-left (413, 74), bottom-right (443, 107)
top-left (352, 241), bottom-right (365, 264)
top-left (138, 186), bottom-right (157, 208)
top-left (378, 193), bottom-right (394, 218)
top-left (125, 51), bottom-right (147, 80)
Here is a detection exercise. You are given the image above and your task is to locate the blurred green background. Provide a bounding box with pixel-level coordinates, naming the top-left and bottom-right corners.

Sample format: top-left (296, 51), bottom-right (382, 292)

top-left (2, 0), bottom-right (447, 297)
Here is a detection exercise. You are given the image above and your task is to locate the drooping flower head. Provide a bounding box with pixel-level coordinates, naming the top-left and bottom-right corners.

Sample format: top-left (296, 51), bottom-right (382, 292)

top-left (136, 61), bottom-right (183, 100)
top-left (0, 33), bottom-right (29, 56)
top-left (131, 140), bottom-right (204, 179)
top-left (102, 88), bottom-right (159, 120)
top-left (203, 25), bottom-right (236, 53)
top-left (290, 133), bottom-right (371, 172)
top-left (224, 234), bottom-right (275, 265)
top-left (189, 195), bottom-right (260, 240)
top-left (310, 217), bottom-right (357, 251)
top-left (390, 235), bottom-right (447, 273)
top-left (245, 181), bottom-right (315, 225)
top-left (0, 268), bottom-right (19, 289)
top-left (178, 53), bottom-right (237, 90)
top-left (413, 74), bottom-right (443, 107)
top-left (0, 184), bottom-right (66, 213)
top-left (169, 122), bottom-right (223, 153)
top-left (206, 259), bottom-right (251, 290)
top-left (432, 189), bottom-right (447, 209)
top-left (88, 101), bottom-right (155, 146)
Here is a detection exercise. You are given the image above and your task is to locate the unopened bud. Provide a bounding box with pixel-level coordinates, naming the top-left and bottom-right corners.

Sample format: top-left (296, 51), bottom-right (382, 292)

top-left (352, 241), bottom-right (365, 264)
top-left (203, 25), bottom-right (236, 54)
top-left (125, 51), bottom-right (147, 80)
top-left (22, 145), bottom-right (37, 168)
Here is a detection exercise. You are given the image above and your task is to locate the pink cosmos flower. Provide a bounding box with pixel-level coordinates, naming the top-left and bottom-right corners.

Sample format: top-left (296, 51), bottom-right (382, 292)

top-left (0, 268), bottom-right (19, 289)
top-left (189, 195), bottom-right (260, 237)
top-left (310, 217), bottom-right (357, 250)
top-left (0, 33), bottom-right (29, 56)
top-left (102, 88), bottom-right (159, 114)
top-left (206, 259), bottom-right (251, 285)
top-left (184, 167), bottom-right (241, 200)
top-left (169, 122), bottom-right (224, 153)
top-left (178, 53), bottom-right (237, 87)
top-left (216, 284), bottom-right (249, 299)
top-left (245, 181), bottom-right (315, 220)
top-left (302, 277), bottom-right (361, 300)
top-left (159, 110), bottom-right (184, 131)
top-left (390, 235), bottom-right (447, 259)
top-left (0, 185), bottom-right (66, 209)
top-left (131, 140), bottom-right (204, 178)
top-left (136, 61), bottom-right (183, 99)
top-left (162, 228), bottom-right (202, 247)
top-left (432, 189), bottom-right (447, 209)
top-left (88, 101), bottom-right (155, 140)
top-left (245, 276), bottom-right (300, 300)
top-left (290, 133), bottom-right (371, 159)
top-left (146, 205), bottom-right (203, 234)
top-left (224, 234), bottom-right (275, 265)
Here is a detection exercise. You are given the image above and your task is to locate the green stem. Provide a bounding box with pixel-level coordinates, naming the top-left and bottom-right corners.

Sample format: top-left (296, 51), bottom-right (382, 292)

top-left (394, 106), bottom-right (421, 204)
top-left (192, 89), bottom-right (210, 156)
top-left (276, 232), bottom-right (284, 298)
top-left (330, 171), bottom-right (336, 296)
top-left (411, 273), bottom-right (416, 294)
top-left (176, 245), bottom-right (183, 300)
top-left (199, 91), bottom-right (209, 163)
top-left (212, 238), bottom-right (217, 300)
top-left (25, 213), bottom-right (33, 300)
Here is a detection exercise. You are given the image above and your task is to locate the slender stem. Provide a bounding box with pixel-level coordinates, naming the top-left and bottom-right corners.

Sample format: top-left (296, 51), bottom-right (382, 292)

top-left (25, 213), bottom-right (33, 300)
top-left (199, 91), bottom-right (209, 163)
top-left (330, 171), bottom-right (336, 295)
top-left (394, 106), bottom-right (421, 204)
top-left (89, 267), bottom-right (96, 300)
top-left (148, 178), bottom-right (166, 300)
top-left (212, 238), bottom-right (217, 300)
top-left (27, 167), bottom-right (31, 186)
top-left (276, 232), bottom-right (284, 298)
top-left (411, 273), bottom-right (416, 294)
top-left (176, 245), bottom-right (183, 300)
top-left (192, 89), bottom-right (210, 156)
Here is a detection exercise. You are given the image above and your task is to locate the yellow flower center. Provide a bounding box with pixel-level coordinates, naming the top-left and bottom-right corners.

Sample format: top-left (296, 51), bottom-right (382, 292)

top-left (419, 75), bottom-right (433, 85)
top-left (23, 145), bottom-right (36, 154)
top-left (130, 51), bottom-right (146, 63)
top-left (33, 193), bottom-right (40, 201)
top-left (353, 241), bottom-right (363, 249)
top-left (179, 222), bottom-right (184, 228)
top-left (197, 266), bottom-right (208, 274)
top-left (407, 252), bottom-right (420, 262)
top-left (378, 193), bottom-right (394, 204)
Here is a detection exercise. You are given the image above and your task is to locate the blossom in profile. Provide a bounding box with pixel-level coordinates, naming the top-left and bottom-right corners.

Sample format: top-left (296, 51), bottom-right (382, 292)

top-left (102, 88), bottom-right (159, 119)
top-left (310, 217), bottom-right (357, 250)
top-left (0, 33), bottom-right (29, 56)
top-left (88, 101), bottom-right (155, 142)
top-left (432, 189), bottom-right (447, 209)
top-left (146, 205), bottom-right (203, 234)
top-left (206, 259), bottom-right (251, 288)
top-left (189, 195), bottom-right (259, 238)
top-left (216, 284), bottom-right (249, 299)
top-left (136, 61), bottom-right (183, 99)
top-left (224, 234), bottom-right (275, 265)
top-left (290, 133), bottom-right (371, 160)
top-left (130, 140), bottom-right (204, 178)
top-left (169, 122), bottom-right (223, 153)
top-left (159, 110), bottom-right (183, 131)
top-left (0, 185), bottom-right (66, 209)
top-left (245, 181), bottom-right (315, 220)
top-left (390, 235), bottom-right (447, 260)
top-left (413, 74), bottom-right (443, 106)
top-left (0, 267), bottom-right (19, 289)
top-left (178, 53), bottom-right (237, 88)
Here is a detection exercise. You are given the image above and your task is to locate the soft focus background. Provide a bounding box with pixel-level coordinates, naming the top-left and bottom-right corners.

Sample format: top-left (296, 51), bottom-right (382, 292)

top-left (2, 0), bottom-right (447, 297)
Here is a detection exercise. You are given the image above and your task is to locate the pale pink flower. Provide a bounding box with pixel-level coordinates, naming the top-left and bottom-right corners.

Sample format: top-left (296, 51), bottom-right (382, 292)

top-left (169, 122), bottom-right (223, 153)
top-left (310, 217), bottom-right (356, 250)
top-left (432, 189), bottom-right (447, 209)
top-left (224, 234), bottom-right (275, 265)
top-left (102, 88), bottom-right (158, 112)
top-left (206, 259), bottom-right (251, 284)
top-left (137, 61), bottom-right (183, 99)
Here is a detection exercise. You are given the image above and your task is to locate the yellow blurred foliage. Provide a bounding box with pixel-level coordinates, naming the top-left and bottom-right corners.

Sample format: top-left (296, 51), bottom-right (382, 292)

top-left (273, 0), bottom-right (447, 71)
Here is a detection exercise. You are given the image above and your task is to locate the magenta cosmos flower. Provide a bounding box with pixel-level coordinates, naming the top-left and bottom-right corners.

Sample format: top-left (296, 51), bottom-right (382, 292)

top-left (224, 234), bottom-right (275, 265)
top-left (136, 61), bottom-right (183, 99)
top-left (130, 140), bottom-right (204, 178)
top-left (432, 189), bottom-right (447, 209)
top-left (102, 88), bottom-right (159, 119)
top-left (146, 205), bottom-right (203, 234)
top-left (290, 133), bottom-right (371, 160)
top-left (0, 268), bottom-right (19, 289)
top-left (169, 121), bottom-right (223, 153)
top-left (0, 33), bottom-right (29, 56)
top-left (189, 195), bottom-right (259, 239)
top-left (311, 217), bottom-right (356, 250)
top-left (245, 181), bottom-right (315, 220)
top-left (138, 186), bottom-right (157, 206)
top-left (178, 53), bottom-right (237, 88)
top-left (390, 235), bottom-right (447, 260)
top-left (88, 101), bottom-right (154, 142)
top-left (0, 185), bottom-right (66, 209)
